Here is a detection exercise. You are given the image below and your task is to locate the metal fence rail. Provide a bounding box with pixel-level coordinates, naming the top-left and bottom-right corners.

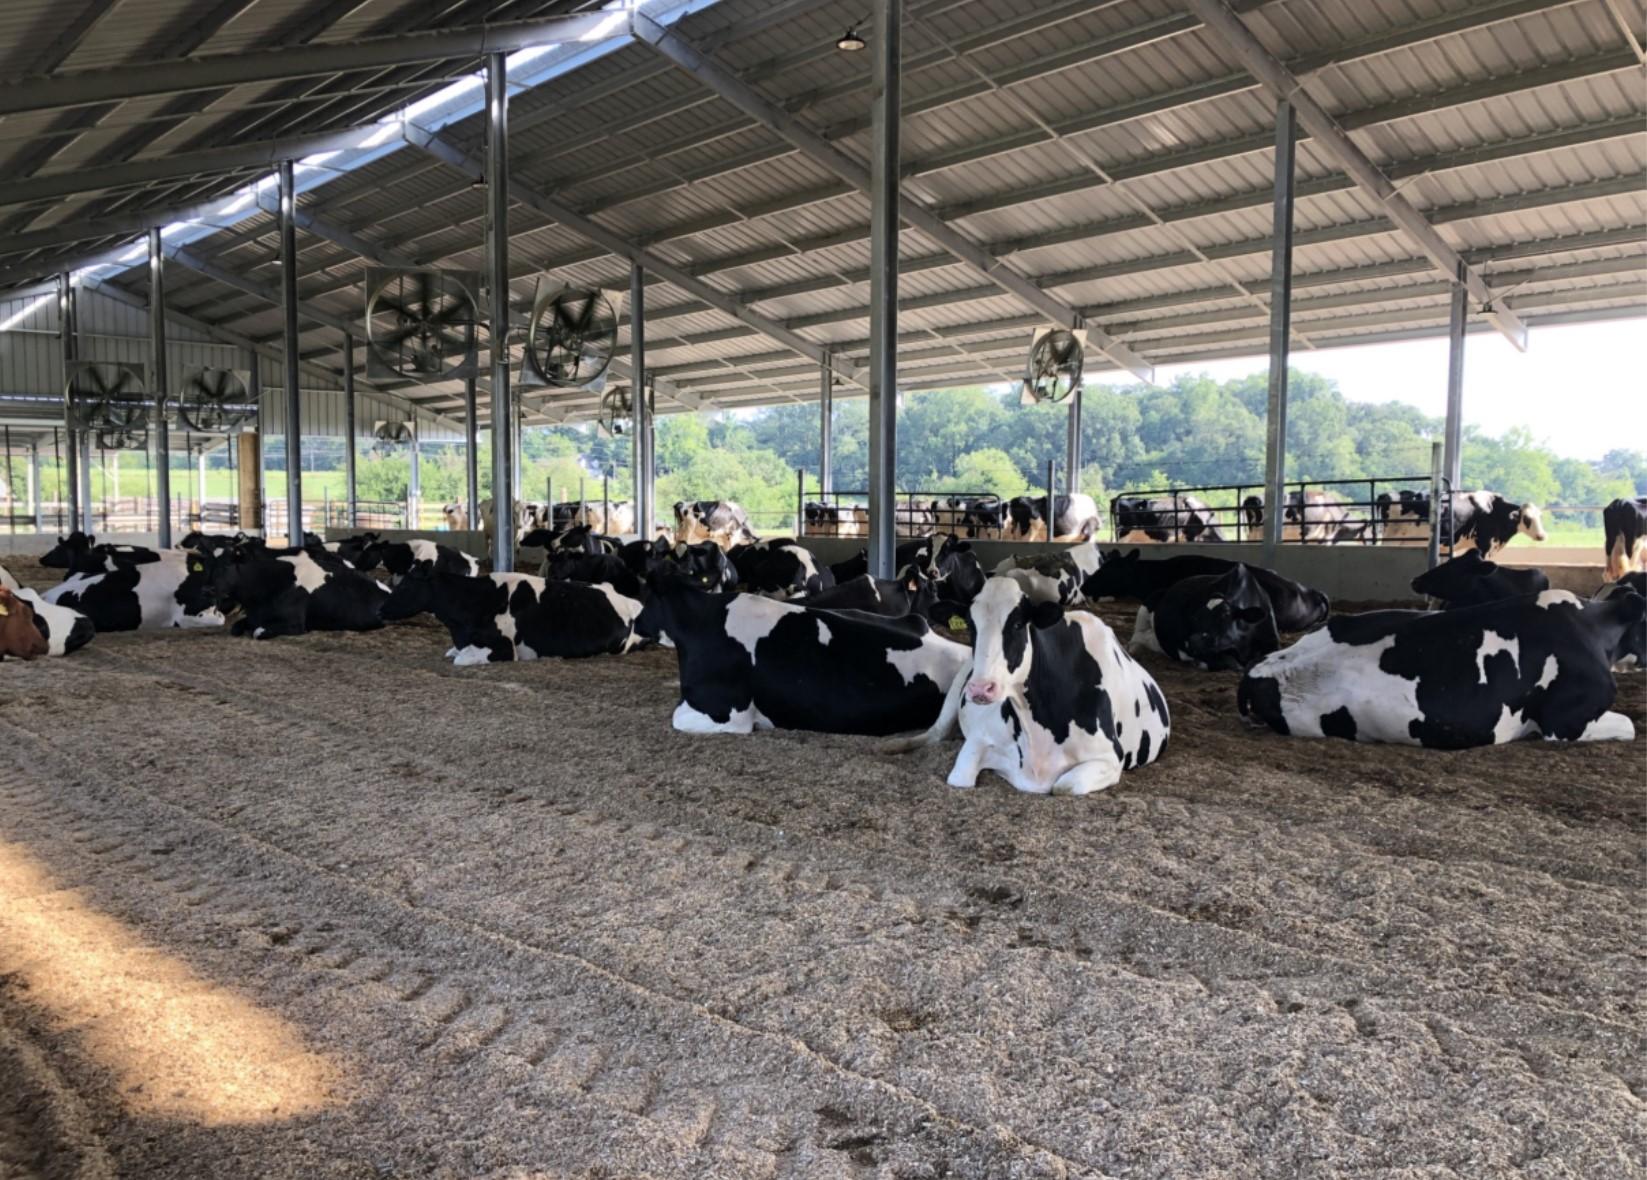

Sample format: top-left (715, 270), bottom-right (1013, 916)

top-left (1111, 475), bottom-right (1445, 546)
top-left (796, 478), bottom-right (1005, 539)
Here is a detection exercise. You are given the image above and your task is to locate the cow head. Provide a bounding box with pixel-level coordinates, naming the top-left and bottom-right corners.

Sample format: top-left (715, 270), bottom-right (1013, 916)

top-left (958, 500), bottom-right (1003, 537)
top-left (1082, 547), bottom-right (1142, 599)
top-left (928, 535), bottom-right (985, 606)
top-left (173, 550), bottom-right (231, 622)
top-left (381, 566), bottom-right (439, 621)
top-left (1242, 496), bottom-right (1264, 527)
top-left (0, 588), bottom-right (49, 660)
top-left (40, 531), bottom-right (95, 569)
top-left (1516, 503), bottom-right (1547, 542)
top-left (377, 542), bottom-right (417, 583)
top-left (961, 576), bottom-right (1063, 705)
top-left (1178, 565), bottom-right (1277, 671)
top-left (671, 540), bottom-right (736, 590)
top-left (1410, 551), bottom-right (1495, 604)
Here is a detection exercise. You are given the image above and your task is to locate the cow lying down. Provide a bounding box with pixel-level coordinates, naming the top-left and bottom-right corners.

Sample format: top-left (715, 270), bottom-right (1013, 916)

top-left (2, 560), bottom-right (95, 655)
top-left (638, 572), bottom-right (968, 736)
top-left (44, 552), bottom-right (225, 632)
top-left (0, 588), bottom-right (49, 660)
top-left (885, 577), bottom-right (1170, 795)
top-left (992, 539), bottom-right (1101, 606)
top-left (1593, 573), bottom-right (1645, 671)
top-left (1130, 563), bottom-right (1280, 672)
top-left (383, 569), bottom-right (642, 663)
top-left (1238, 590), bottom-right (1645, 747)
top-left (197, 549), bottom-right (388, 638)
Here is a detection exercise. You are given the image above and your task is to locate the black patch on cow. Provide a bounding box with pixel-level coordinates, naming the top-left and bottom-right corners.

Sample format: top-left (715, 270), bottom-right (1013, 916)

top-left (1134, 729), bottom-right (1151, 767)
top-left (1020, 617), bottom-right (1103, 745)
top-left (1319, 706), bottom-right (1357, 741)
top-left (1236, 673), bottom-right (1288, 735)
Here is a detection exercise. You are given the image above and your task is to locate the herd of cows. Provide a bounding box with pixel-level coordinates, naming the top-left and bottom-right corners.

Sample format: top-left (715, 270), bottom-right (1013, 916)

top-left (1, 492), bottom-right (1642, 797)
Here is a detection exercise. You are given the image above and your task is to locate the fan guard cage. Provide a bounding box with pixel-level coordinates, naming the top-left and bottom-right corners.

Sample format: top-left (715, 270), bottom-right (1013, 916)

top-left (521, 281), bottom-right (619, 391)
top-left (364, 268), bottom-right (480, 382)
top-left (1021, 327), bottom-right (1086, 405)
top-left (176, 367), bottom-right (254, 433)
top-left (66, 361), bottom-right (150, 449)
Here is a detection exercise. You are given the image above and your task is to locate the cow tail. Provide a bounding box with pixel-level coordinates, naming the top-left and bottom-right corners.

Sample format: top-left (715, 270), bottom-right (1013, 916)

top-left (880, 665), bottom-right (966, 753)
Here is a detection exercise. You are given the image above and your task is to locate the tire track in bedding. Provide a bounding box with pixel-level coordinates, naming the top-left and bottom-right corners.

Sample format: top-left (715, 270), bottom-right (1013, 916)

top-left (61, 646), bottom-right (1647, 1121)
top-left (0, 723), bottom-right (1103, 1180)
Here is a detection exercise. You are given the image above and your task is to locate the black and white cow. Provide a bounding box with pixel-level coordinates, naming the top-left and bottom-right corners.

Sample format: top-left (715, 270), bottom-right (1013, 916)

top-left (992, 539), bottom-right (1102, 606)
top-left (1603, 497), bottom-right (1647, 582)
top-left (884, 576), bottom-right (1170, 795)
top-left (197, 549), bottom-right (388, 638)
top-left (1411, 551), bottom-right (1549, 610)
top-left (930, 496), bottom-right (1004, 539)
top-left (544, 549), bottom-right (642, 600)
top-left (637, 571), bottom-right (969, 735)
top-left (669, 539), bottom-right (738, 591)
top-left (797, 566), bottom-right (942, 619)
top-left (904, 533), bottom-right (987, 607)
top-left (1374, 490), bottom-right (1431, 544)
top-left (1592, 573), bottom-right (1645, 671)
top-left (1112, 495), bottom-right (1224, 543)
top-left (730, 538), bottom-right (831, 597)
top-left (674, 500), bottom-right (757, 548)
top-left (1085, 549), bottom-right (1330, 633)
top-left (40, 531), bottom-right (164, 572)
top-left (1129, 563), bottom-right (1280, 671)
top-left (382, 570), bottom-right (548, 664)
top-left (1239, 590), bottom-right (1644, 747)
top-left (376, 539), bottom-right (481, 584)
top-left (43, 552), bottom-right (225, 632)
top-left (1243, 491), bottom-right (1361, 543)
top-left (1005, 493), bottom-right (1100, 542)
top-left (12, 588), bottom-right (95, 656)
top-left (1451, 491), bottom-right (1546, 556)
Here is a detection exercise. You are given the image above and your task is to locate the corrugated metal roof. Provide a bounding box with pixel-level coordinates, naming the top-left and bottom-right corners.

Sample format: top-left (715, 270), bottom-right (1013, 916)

top-left (0, 0), bottom-right (1641, 425)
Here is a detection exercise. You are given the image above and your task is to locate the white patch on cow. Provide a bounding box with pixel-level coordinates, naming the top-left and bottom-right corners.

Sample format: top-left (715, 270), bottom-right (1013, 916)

top-left (1205, 597), bottom-right (1224, 610)
top-left (1536, 654), bottom-right (1560, 688)
top-left (279, 553), bottom-right (330, 593)
top-left (816, 618), bottom-right (832, 645)
top-left (1577, 711), bottom-right (1636, 742)
top-left (44, 571), bottom-right (106, 603)
top-left (14, 589), bottom-right (87, 657)
top-left (408, 538), bottom-right (440, 562)
top-left (1128, 606), bottom-right (1163, 655)
top-left (515, 641), bottom-right (538, 661)
top-left (1248, 631), bottom-right (1424, 743)
top-left (999, 566), bottom-right (1063, 605)
top-left (590, 581), bottom-right (645, 652)
top-left (452, 645), bottom-right (494, 666)
top-left (885, 635), bottom-right (968, 689)
top-left (1068, 540), bottom-right (1102, 579)
top-left (673, 699), bottom-right (761, 734)
top-left (1535, 589), bottom-right (1580, 610)
top-left (1492, 705), bottom-right (1535, 744)
top-left (724, 595), bottom-right (801, 660)
top-left (252, 626), bottom-right (266, 639)
top-left (0, 565), bottom-right (18, 593)
top-left (1474, 631), bottom-right (1519, 684)
top-left (1519, 503), bottom-right (1546, 541)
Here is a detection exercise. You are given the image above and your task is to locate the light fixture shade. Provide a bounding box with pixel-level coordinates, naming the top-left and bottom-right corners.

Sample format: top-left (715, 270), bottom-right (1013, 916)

top-left (836, 29), bottom-right (866, 51)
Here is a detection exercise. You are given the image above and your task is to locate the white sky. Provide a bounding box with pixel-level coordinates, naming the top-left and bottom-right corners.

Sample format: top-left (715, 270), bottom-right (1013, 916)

top-left (1088, 316), bottom-right (1646, 461)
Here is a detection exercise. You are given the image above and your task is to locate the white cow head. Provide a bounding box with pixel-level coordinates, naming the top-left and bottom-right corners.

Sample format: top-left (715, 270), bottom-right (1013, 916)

top-left (1517, 503), bottom-right (1546, 542)
top-left (962, 576), bottom-right (1062, 706)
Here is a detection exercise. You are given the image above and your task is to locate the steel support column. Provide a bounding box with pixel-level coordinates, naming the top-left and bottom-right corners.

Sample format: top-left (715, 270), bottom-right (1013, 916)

top-left (29, 444), bottom-right (41, 528)
top-left (1066, 386), bottom-right (1082, 497)
top-left (463, 373), bottom-right (479, 529)
top-left (148, 227), bottom-right (172, 547)
top-left (408, 416), bottom-right (421, 528)
top-left (486, 52), bottom-right (515, 572)
top-left (630, 262), bottom-right (652, 539)
top-left (343, 333), bottom-right (358, 528)
top-left (59, 274), bottom-right (87, 533)
top-left (1443, 262), bottom-right (1467, 493)
top-left (819, 349), bottom-right (834, 496)
top-left (278, 159), bottom-right (303, 544)
top-left (1262, 99), bottom-right (1296, 561)
top-left (866, 0), bottom-right (901, 579)
top-left (247, 349), bottom-right (265, 530)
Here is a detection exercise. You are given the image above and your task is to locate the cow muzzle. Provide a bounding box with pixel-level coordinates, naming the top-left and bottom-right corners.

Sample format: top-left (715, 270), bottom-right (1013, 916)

top-left (965, 679), bottom-right (1000, 705)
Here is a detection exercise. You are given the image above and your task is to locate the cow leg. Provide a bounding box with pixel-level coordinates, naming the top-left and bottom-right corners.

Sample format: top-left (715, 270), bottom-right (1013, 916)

top-left (945, 738), bottom-right (985, 789)
top-left (1128, 607), bottom-right (1162, 655)
top-left (672, 697), bottom-right (757, 735)
top-left (1050, 755), bottom-right (1122, 797)
top-left (1575, 711), bottom-right (1636, 742)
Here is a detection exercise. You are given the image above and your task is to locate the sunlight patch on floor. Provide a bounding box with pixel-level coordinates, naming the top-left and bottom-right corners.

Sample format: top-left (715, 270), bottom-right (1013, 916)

top-left (0, 838), bottom-right (339, 1125)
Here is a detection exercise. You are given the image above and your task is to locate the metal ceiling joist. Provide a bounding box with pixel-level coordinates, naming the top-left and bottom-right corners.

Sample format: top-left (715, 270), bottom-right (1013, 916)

top-left (0, 13), bottom-right (623, 118)
top-left (1186, 0), bottom-right (1531, 351)
top-left (630, 11), bottom-right (1155, 385)
top-left (404, 124), bottom-right (870, 392)
top-left (0, 125), bottom-right (391, 210)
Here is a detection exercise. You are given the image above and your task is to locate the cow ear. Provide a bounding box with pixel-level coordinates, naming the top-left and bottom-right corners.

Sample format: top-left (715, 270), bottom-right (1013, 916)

top-left (1029, 600), bottom-right (1064, 629)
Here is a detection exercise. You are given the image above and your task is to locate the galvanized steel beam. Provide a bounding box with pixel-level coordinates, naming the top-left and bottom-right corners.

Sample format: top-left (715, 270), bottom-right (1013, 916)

top-left (1187, 0), bottom-right (1530, 351)
top-left (630, 10), bottom-right (1155, 386)
top-left (1262, 101), bottom-right (1296, 560)
top-left (866, 0), bottom-right (901, 579)
top-left (0, 13), bottom-right (622, 118)
top-left (148, 228), bottom-right (172, 547)
top-left (278, 162), bottom-right (303, 544)
top-left (486, 53), bottom-right (514, 573)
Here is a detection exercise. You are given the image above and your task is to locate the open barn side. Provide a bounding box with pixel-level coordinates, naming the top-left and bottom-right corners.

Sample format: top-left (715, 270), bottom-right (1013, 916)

top-left (1, 553), bottom-right (1641, 1179)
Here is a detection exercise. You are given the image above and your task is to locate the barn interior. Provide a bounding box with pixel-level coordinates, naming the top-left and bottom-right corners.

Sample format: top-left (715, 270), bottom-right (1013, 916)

top-left (0, 1), bottom-right (1644, 1177)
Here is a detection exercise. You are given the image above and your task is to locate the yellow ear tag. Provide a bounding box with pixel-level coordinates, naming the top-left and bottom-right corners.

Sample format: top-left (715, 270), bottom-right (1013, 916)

top-left (947, 615), bottom-right (966, 632)
top-left (0, 603), bottom-right (10, 616)
top-left (191, 562), bottom-right (204, 572)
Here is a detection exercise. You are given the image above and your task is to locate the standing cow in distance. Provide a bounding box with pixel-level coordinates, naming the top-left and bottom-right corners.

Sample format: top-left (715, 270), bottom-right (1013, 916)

top-left (1602, 497), bottom-right (1647, 581)
top-left (1375, 490), bottom-right (1545, 555)
top-left (675, 500), bottom-right (758, 549)
top-left (1242, 491), bottom-right (1364, 543)
top-left (1112, 495), bottom-right (1224, 543)
top-left (1005, 493), bottom-right (1100, 542)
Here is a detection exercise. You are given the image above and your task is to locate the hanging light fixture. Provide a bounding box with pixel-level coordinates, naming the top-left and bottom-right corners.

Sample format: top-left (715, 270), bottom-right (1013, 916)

top-left (836, 23), bottom-right (866, 52)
